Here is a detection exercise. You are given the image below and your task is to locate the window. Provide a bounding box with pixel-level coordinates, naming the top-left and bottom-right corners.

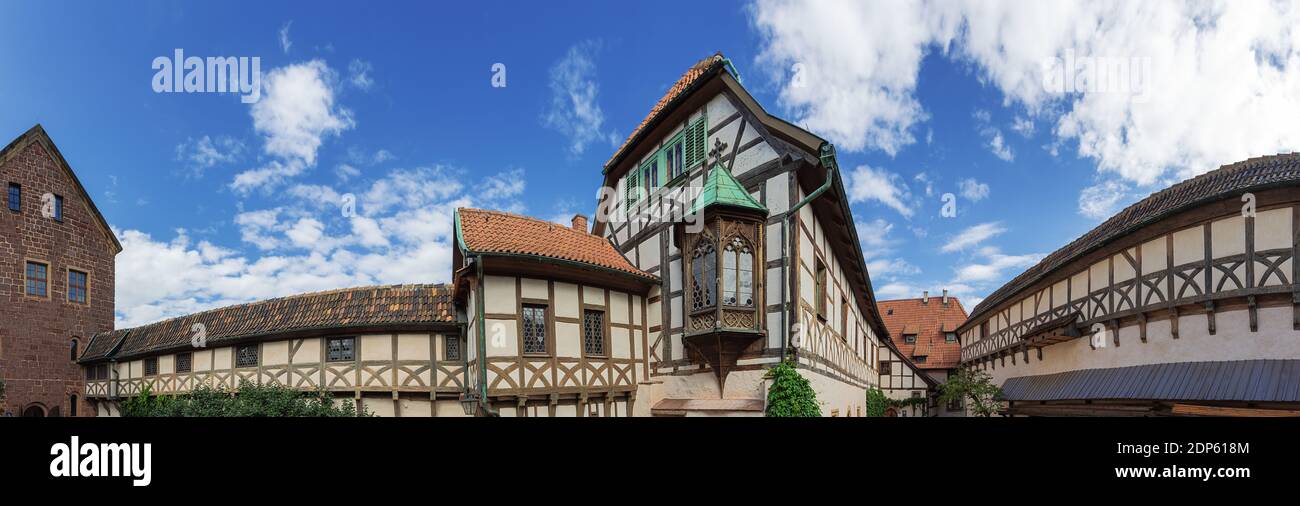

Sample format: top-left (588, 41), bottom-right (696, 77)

top-left (665, 137), bottom-right (685, 181)
top-left (880, 361), bottom-right (892, 375)
top-left (522, 304), bottom-right (548, 355)
top-left (914, 355), bottom-right (927, 363)
top-left (444, 335), bottom-right (462, 361)
top-left (7, 183), bottom-right (19, 212)
top-left (175, 352), bottom-right (192, 373)
top-left (945, 332), bottom-right (958, 343)
top-left (69, 395), bottom-right (77, 417)
top-left (641, 159), bottom-right (659, 194)
top-left (68, 270), bottom-right (88, 304)
top-left (721, 237), bottom-right (754, 307)
top-left (70, 338), bottom-right (78, 361)
top-left (814, 259), bottom-right (827, 320)
top-left (97, 364), bottom-right (108, 380)
top-left (327, 337), bottom-right (355, 362)
top-left (625, 170), bottom-right (640, 209)
top-left (143, 357), bottom-right (158, 376)
top-left (52, 194), bottom-right (63, 222)
top-left (903, 333), bottom-right (916, 344)
top-left (841, 297), bottom-right (850, 338)
top-left (25, 261), bottom-right (48, 297)
top-left (690, 239), bottom-right (716, 311)
top-left (682, 116), bottom-right (707, 168)
top-left (235, 344), bottom-right (258, 367)
top-left (583, 309), bottom-right (606, 356)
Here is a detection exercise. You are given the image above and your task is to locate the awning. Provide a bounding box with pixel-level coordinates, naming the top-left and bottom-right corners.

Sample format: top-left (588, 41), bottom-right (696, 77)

top-left (1001, 360), bottom-right (1300, 403)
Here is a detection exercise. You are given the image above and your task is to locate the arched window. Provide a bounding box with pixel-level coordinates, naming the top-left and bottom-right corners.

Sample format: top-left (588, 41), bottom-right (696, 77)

top-left (722, 237), bottom-right (754, 307)
top-left (70, 338), bottom-right (78, 361)
top-left (690, 239), bottom-right (716, 311)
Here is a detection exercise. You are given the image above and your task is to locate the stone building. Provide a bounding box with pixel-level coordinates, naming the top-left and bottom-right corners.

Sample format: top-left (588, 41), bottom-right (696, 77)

top-left (1, 125), bottom-right (120, 417)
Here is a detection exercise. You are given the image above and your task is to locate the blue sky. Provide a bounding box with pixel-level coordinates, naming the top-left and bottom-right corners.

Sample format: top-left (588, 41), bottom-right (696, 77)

top-left (3, 1), bottom-right (1298, 327)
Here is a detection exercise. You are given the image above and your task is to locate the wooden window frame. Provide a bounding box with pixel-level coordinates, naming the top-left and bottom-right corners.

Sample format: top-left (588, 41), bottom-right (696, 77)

top-left (235, 344), bottom-right (259, 368)
top-left (175, 352), bottom-right (192, 373)
top-left (581, 307), bottom-right (609, 358)
top-left (326, 336), bottom-right (356, 362)
top-left (520, 302), bottom-right (551, 357)
top-left (143, 357), bottom-right (159, 376)
top-left (903, 333), bottom-right (917, 344)
top-left (444, 335), bottom-right (462, 362)
top-left (23, 259), bottom-right (50, 299)
top-left (66, 268), bottom-right (89, 305)
top-left (6, 182), bottom-right (19, 212)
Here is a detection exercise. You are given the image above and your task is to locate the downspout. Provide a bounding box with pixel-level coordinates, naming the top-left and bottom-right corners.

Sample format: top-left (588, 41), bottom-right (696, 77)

top-left (779, 143), bottom-right (838, 363)
top-left (472, 254), bottom-right (498, 417)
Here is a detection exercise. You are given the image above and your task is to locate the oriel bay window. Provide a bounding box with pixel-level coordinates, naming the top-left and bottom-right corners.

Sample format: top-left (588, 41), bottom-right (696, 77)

top-left (675, 162), bottom-right (767, 392)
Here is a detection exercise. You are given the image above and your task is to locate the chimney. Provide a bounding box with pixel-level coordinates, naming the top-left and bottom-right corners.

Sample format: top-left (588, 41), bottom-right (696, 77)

top-left (922, 290), bottom-right (929, 304)
top-left (571, 214), bottom-right (588, 233)
top-left (942, 289), bottom-right (949, 305)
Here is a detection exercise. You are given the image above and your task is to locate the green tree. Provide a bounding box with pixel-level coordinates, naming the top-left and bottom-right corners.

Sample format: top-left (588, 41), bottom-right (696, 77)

top-left (765, 360), bottom-right (821, 417)
top-left (864, 387), bottom-right (889, 417)
top-left (121, 380), bottom-right (370, 417)
top-left (937, 368), bottom-right (1003, 417)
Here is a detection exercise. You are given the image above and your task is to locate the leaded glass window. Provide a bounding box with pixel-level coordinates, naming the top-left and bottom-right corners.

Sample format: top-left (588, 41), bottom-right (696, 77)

top-left (444, 335), bottom-right (461, 361)
top-left (175, 352), bottom-right (192, 373)
top-left (327, 337), bottom-right (355, 362)
top-left (143, 357), bottom-right (158, 376)
top-left (583, 310), bottom-right (606, 356)
top-left (690, 239), bottom-right (716, 311)
top-left (722, 237), bottom-right (754, 307)
top-left (236, 344), bottom-right (258, 368)
top-left (522, 304), bottom-right (548, 354)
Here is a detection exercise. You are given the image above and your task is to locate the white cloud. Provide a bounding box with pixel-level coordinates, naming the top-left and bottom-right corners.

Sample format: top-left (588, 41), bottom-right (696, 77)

top-left (348, 59), bottom-right (374, 90)
top-left (749, 0), bottom-right (1300, 185)
top-left (279, 21), bottom-right (293, 54)
top-left (335, 163), bottom-right (361, 182)
top-left (175, 135), bottom-right (244, 177)
top-left (941, 222), bottom-right (1006, 253)
top-left (953, 247), bottom-right (1043, 284)
top-left (1011, 115), bottom-right (1035, 137)
top-left (974, 109), bottom-right (1014, 161)
top-left (542, 40), bottom-right (618, 156)
top-left (1078, 179), bottom-right (1133, 220)
top-left (847, 165), bottom-right (914, 217)
top-left (958, 178), bottom-right (990, 202)
top-left (913, 172), bottom-right (935, 197)
top-left (115, 166), bottom-right (525, 327)
top-left (235, 60), bottom-right (354, 193)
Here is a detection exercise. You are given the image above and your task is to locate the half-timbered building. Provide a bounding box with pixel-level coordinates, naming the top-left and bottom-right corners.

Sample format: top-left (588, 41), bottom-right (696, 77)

top-left (879, 291), bottom-right (966, 416)
top-left (957, 155), bottom-right (1300, 416)
top-left (593, 53), bottom-right (927, 417)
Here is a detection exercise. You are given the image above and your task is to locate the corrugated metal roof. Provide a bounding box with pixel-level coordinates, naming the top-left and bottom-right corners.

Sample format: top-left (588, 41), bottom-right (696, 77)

top-left (1001, 360), bottom-right (1300, 402)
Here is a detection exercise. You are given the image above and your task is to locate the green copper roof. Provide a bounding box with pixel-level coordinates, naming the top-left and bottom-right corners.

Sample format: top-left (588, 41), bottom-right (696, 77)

top-left (689, 163), bottom-right (767, 215)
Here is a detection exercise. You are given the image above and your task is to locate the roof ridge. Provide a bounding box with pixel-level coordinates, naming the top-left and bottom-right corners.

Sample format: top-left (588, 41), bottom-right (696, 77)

top-left (459, 207), bottom-right (597, 239)
top-left (104, 283), bottom-right (451, 335)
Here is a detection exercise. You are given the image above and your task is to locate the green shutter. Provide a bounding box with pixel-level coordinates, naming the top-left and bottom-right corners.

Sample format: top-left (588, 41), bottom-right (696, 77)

top-left (625, 171), bottom-right (639, 209)
top-left (690, 117), bottom-right (707, 167)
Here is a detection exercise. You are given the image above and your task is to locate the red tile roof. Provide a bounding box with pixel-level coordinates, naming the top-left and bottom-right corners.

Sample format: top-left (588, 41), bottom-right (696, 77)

top-left (603, 52), bottom-right (725, 172)
top-left (80, 284), bottom-right (455, 362)
top-left (456, 208), bottom-right (656, 280)
top-left (878, 297), bottom-right (969, 370)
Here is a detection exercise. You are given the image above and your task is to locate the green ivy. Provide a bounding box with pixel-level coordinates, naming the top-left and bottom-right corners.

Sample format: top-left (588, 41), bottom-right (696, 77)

top-left (764, 360), bottom-right (821, 417)
top-left (864, 386), bottom-right (928, 417)
top-left (121, 379), bottom-right (372, 417)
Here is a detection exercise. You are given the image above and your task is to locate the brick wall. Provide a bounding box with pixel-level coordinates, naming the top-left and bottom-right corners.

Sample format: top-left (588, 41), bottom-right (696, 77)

top-left (0, 132), bottom-right (116, 417)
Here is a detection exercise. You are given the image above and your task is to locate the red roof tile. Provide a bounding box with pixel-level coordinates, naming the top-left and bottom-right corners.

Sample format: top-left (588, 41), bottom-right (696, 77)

top-left (878, 297), bottom-right (969, 370)
top-left (456, 208), bottom-right (656, 280)
top-left (603, 53), bottom-right (725, 172)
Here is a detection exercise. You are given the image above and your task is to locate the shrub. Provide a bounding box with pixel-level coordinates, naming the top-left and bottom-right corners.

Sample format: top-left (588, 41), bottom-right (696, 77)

top-left (765, 360), bottom-right (821, 417)
top-left (865, 387), bottom-right (889, 417)
top-left (120, 380), bottom-right (370, 417)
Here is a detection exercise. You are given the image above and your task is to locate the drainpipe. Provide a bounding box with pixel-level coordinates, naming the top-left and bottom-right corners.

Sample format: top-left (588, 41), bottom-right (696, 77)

top-left (779, 143), bottom-right (838, 363)
top-left (472, 254), bottom-right (498, 417)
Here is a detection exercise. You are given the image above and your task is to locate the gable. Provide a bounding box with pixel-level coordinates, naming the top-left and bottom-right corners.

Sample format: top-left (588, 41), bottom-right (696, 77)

top-left (0, 124), bottom-right (123, 254)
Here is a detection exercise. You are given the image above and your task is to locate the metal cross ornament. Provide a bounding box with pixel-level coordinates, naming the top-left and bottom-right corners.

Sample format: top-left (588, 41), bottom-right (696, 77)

top-left (709, 138), bottom-right (729, 166)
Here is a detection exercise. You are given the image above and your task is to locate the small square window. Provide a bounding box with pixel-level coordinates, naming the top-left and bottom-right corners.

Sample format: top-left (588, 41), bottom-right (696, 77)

top-left (25, 261), bottom-right (48, 297)
top-left (7, 183), bottom-right (19, 212)
top-left (914, 355), bottom-right (927, 363)
top-left (327, 337), bottom-right (355, 362)
top-left (68, 269), bottom-right (88, 304)
top-left (175, 352), bottom-right (192, 373)
top-left (143, 357), bottom-right (158, 376)
top-left (235, 344), bottom-right (258, 368)
top-left (945, 332), bottom-right (958, 343)
top-left (880, 361), bottom-right (892, 375)
top-left (444, 335), bottom-right (461, 361)
top-left (903, 333), bottom-right (916, 344)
